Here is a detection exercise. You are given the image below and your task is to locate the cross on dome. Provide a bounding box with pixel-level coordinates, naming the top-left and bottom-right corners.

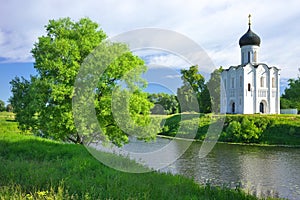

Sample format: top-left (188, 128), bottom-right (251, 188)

top-left (248, 14), bottom-right (251, 26)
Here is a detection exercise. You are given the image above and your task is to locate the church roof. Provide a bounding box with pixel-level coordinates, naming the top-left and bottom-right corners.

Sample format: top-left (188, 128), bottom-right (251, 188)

top-left (239, 15), bottom-right (261, 47)
top-left (223, 63), bottom-right (280, 71)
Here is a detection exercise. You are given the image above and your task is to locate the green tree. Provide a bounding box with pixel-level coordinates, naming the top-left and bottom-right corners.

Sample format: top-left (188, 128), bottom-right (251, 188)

top-left (281, 73), bottom-right (300, 112)
top-left (206, 67), bottom-right (223, 113)
top-left (177, 84), bottom-right (199, 112)
top-left (199, 85), bottom-right (211, 113)
top-left (10, 76), bottom-right (47, 133)
top-left (6, 104), bottom-right (13, 112)
top-left (177, 65), bottom-right (209, 113)
top-left (10, 17), bottom-right (156, 146)
top-left (180, 65), bottom-right (205, 93)
top-left (280, 97), bottom-right (293, 109)
top-left (0, 100), bottom-right (5, 112)
top-left (148, 93), bottom-right (179, 114)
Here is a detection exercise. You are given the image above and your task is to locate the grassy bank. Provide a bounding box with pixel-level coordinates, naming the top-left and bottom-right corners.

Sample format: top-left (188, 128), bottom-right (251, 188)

top-left (0, 112), bottom-right (274, 200)
top-left (160, 113), bottom-right (300, 146)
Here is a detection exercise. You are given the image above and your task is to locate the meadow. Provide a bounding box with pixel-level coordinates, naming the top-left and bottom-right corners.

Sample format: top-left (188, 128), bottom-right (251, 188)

top-left (0, 112), bottom-right (282, 199)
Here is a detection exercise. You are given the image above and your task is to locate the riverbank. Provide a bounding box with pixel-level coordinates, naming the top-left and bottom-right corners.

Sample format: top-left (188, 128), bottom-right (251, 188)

top-left (157, 134), bottom-right (300, 148)
top-left (0, 112), bottom-right (274, 200)
top-left (159, 113), bottom-right (300, 146)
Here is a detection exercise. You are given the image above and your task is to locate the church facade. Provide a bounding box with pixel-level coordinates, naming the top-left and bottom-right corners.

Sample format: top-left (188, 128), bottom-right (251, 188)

top-left (220, 16), bottom-right (280, 114)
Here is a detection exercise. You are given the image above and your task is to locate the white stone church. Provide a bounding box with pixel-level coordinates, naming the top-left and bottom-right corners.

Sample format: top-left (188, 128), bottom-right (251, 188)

top-left (220, 16), bottom-right (280, 114)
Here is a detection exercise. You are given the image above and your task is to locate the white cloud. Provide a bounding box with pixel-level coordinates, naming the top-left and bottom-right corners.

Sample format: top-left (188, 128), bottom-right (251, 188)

top-left (145, 53), bottom-right (190, 69)
top-left (165, 74), bottom-right (181, 79)
top-left (0, 0), bottom-right (300, 78)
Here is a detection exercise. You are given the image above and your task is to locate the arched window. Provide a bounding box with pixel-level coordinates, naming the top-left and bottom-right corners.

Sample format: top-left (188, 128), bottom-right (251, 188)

top-left (248, 52), bottom-right (251, 63)
top-left (272, 77), bottom-right (276, 88)
top-left (260, 102), bottom-right (264, 113)
top-left (260, 76), bottom-right (265, 87)
top-left (254, 51), bottom-right (257, 62)
top-left (248, 83), bottom-right (251, 91)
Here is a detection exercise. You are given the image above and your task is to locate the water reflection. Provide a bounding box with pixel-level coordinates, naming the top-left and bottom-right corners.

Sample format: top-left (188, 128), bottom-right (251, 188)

top-left (95, 137), bottom-right (300, 199)
top-left (159, 140), bottom-right (300, 200)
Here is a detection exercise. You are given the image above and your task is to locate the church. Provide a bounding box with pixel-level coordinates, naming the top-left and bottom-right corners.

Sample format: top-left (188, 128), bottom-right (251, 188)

top-left (220, 15), bottom-right (280, 114)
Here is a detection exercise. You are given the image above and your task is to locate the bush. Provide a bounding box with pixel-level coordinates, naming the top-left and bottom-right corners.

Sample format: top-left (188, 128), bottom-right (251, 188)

top-left (160, 114), bottom-right (300, 145)
top-left (225, 121), bottom-right (241, 142)
top-left (240, 118), bottom-right (262, 143)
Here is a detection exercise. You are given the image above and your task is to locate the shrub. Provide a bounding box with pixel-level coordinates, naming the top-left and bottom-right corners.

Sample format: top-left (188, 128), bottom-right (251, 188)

top-left (225, 121), bottom-right (241, 142)
top-left (240, 118), bottom-right (262, 143)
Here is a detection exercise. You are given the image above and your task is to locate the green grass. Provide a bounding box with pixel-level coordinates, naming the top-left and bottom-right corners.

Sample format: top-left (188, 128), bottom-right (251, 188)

top-left (0, 112), bottom-right (19, 135)
top-left (0, 112), bottom-right (280, 199)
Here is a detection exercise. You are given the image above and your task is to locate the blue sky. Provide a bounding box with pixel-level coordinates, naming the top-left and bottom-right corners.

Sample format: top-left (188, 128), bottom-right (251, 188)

top-left (1, 0), bottom-right (300, 104)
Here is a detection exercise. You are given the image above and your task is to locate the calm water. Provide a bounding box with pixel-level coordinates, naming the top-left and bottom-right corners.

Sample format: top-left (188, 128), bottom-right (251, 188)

top-left (119, 137), bottom-right (300, 199)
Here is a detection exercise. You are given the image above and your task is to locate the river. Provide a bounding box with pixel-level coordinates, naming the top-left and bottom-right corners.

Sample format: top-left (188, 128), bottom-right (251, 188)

top-left (115, 137), bottom-right (300, 199)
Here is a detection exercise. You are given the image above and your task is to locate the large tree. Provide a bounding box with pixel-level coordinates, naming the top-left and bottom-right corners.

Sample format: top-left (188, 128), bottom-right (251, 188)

top-left (177, 65), bottom-right (206, 113)
top-left (177, 66), bottom-right (223, 113)
top-left (10, 18), bottom-right (157, 145)
top-left (206, 67), bottom-right (223, 113)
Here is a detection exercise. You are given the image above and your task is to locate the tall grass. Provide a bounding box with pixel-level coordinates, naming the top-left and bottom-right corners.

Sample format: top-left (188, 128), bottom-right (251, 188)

top-left (0, 112), bottom-right (281, 199)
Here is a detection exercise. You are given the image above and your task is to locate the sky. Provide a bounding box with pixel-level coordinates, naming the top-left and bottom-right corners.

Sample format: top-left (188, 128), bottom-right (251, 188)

top-left (1, 0), bottom-right (300, 103)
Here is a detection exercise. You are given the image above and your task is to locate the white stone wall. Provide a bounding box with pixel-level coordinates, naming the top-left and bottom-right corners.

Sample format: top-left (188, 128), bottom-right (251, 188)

top-left (220, 64), bottom-right (280, 114)
top-left (243, 64), bottom-right (255, 114)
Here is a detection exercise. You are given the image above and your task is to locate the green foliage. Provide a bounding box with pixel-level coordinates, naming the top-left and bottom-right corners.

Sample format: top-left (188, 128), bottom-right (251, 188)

top-left (199, 84), bottom-right (211, 113)
top-left (221, 115), bottom-right (269, 143)
top-left (160, 113), bottom-right (211, 140)
top-left (177, 66), bottom-right (222, 114)
top-left (280, 97), bottom-right (293, 109)
top-left (177, 65), bottom-right (204, 112)
top-left (180, 65), bottom-right (205, 93)
top-left (9, 77), bottom-right (41, 133)
top-left (281, 75), bottom-right (300, 112)
top-left (148, 93), bottom-right (179, 114)
top-left (5, 104), bottom-right (13, 112)
top-left (260, 115), bottom-right (300, 145)
top-left (160, 114), bottom-right (300, 145)
top-left (0, 124), bottom-right (263, 200)
top-left (240, 118), bottom-right (262, 142)
top-left (10, 17), bottom-right (155, 146)
top-left (206, 67), bottom-right (223, 113)
top-left (177, 84), bottom-right (199, 112)
top-left (0, 100), bottom-right (5, 112)
top-left (225, 121), bottom-right (242, 141)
